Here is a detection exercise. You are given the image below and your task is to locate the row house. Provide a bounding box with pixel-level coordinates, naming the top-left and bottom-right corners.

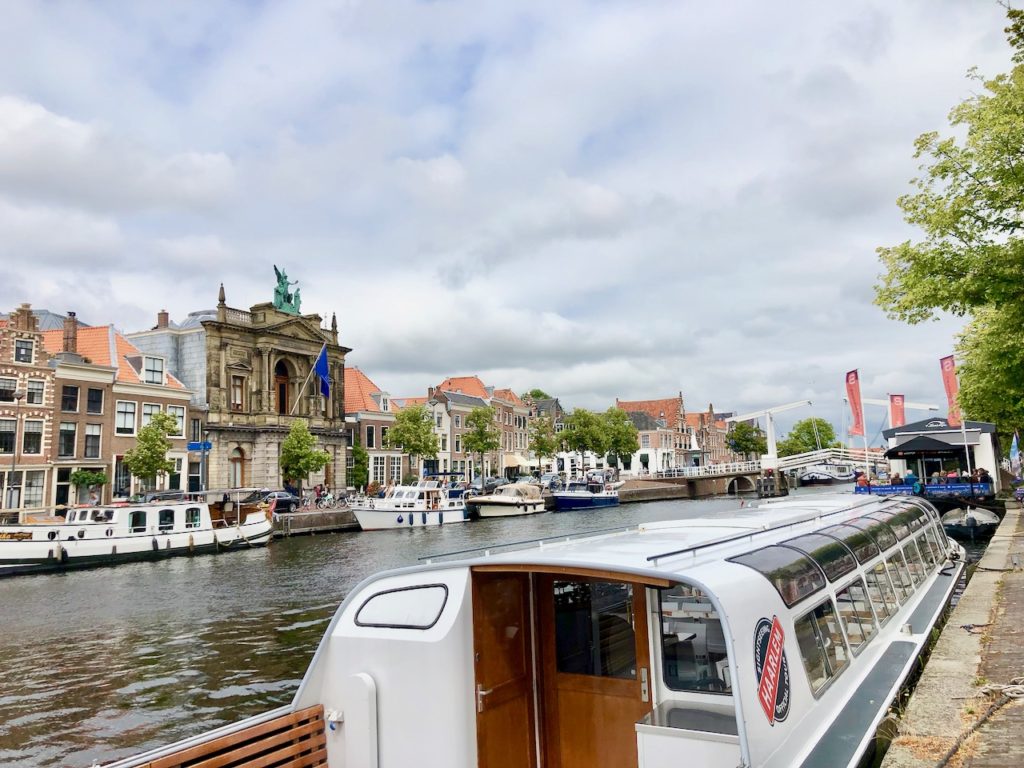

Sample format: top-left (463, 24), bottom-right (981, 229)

top-left (491, 388), bottom-right (530, 478)
top-left (343, 367), bottom-right (406, 487)
top-left (425, 389), bottom-right (494, 480)
top-left (615, 394), bottom-right (696, 472)
top-left (685, 403), bottom-right (738, 465)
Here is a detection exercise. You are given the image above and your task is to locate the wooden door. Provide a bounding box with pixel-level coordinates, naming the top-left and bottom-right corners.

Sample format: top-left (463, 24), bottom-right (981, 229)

top-left (473, 571), bottom-right (537, 768)
top-left (538, 575), bottom-right (652, 768)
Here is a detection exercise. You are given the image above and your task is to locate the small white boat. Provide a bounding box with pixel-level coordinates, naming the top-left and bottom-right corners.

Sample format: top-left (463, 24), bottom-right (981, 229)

top-left (941, 505), bottom-right (1000, 541)
top-left (798, 462), bottom-right (856, 485)
top-left (551, 478), bottom-right (620, 511)
top-left (470, 483), bottom-right (546, 518)
top-left (0, 497), bottom-right (273, 577)
top-left (351, 478), bottom-right (469, 530)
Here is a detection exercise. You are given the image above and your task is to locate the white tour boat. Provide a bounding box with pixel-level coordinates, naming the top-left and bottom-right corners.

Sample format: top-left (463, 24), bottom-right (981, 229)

top-left (351, 477), bottom-right (469, 530)
top-left (797, 462), bottom-right (856, 485)
top-left (0, 496), bottom-right (273, 577)
top-left (103, 493), bottom-right (963, 768)
top-left (469, 482), bottom-right (546, 518)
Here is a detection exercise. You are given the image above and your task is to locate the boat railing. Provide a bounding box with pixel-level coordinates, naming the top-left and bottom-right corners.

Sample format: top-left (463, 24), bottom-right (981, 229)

top-left (418, 524), bottom-right (638, 563)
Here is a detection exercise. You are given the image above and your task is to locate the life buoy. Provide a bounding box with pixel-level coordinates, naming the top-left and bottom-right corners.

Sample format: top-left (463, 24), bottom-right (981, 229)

top-left (605, 484), bottom-right (612, 492)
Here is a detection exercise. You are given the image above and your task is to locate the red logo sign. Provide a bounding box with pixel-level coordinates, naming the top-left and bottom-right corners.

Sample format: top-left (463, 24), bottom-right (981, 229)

top-left (846, 370), bottom-right (864, 437)
top-left (754, 615), bottom-right (790, 725)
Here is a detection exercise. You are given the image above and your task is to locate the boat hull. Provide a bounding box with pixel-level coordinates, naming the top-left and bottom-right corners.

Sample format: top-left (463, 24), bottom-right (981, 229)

top-left (476, 500), bottom-right (546, 518)
top-left (551, 492), bottom-right (619, 511)
top-left (352, 506), bottom-right (469, 530)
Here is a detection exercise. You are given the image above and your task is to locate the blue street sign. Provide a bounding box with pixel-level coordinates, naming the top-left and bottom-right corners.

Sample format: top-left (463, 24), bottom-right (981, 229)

top-left (188, 441), bottom-right (213, 452)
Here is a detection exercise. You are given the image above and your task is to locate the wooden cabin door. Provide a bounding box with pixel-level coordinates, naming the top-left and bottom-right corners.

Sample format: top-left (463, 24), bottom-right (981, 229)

top-left (537, 575), bottom-right (652, 768)
top-left (473, 571), bottom-right (537, 768)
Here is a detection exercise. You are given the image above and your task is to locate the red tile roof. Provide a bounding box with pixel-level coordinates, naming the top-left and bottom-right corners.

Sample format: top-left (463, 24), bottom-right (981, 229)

top-left (41, 326), bottom-right (185, 389)
top-left (344, 367), bottom-right (383, 413)
top-left (392, 396), bottom-right (427, 410)
top-left (616, 397), bottom-right (684, 430)
top-left (436, 375), bottom-right (489, 399)
top-left (491, 388), bottom-right (524, 407)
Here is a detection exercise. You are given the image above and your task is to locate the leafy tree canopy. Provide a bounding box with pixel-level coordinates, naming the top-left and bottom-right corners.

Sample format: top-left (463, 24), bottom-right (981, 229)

top-left (728, 422), bottom-right (768, 458)
top-left (70, 469), bottom-right (108, 488)
top-left (529, 415), bottom-right (559, 468)
top-left (521, 388), bottom-right (552, 401)
top-left (123, 412), bottom-right (177, 483)
top-left (603, 408), bottom-right (639, 467)
top-left (464, 406), bottom-right (502, 476)
top-left (280, 419), bottom-right (330, 493)
top-left (384, 404), bottom-right (439, 459)
top-left (957, 306), bottom-right (1024, 434)
top-left (350, 436), bottom-right (369, 489)
top-left (562, 408), bottom-right (610, 457)
top-left (777, 417), bottom-right (838, 457)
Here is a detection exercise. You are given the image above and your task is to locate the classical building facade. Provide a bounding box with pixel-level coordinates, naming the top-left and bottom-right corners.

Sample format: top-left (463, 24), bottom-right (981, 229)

top-left (128, 283), bottom-right (351, 492)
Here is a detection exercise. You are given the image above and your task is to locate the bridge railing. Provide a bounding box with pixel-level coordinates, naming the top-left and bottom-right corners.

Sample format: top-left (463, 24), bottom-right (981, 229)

top-left (652, 460), bottom-right (761, 480)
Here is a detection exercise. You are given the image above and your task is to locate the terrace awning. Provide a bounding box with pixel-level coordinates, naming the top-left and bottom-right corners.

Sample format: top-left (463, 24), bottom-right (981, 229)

top-left (884, 435), bottom-right (965, 459)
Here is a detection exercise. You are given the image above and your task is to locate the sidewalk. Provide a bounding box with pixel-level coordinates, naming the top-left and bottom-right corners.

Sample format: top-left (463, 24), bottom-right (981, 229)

top-left (882, 503), bottom-right (1024, 768)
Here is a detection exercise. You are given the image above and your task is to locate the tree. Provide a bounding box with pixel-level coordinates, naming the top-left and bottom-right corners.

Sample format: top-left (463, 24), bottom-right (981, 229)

top-left (603, 408), bottom-right (639, 469)
top-left (280, 419), bottom-right (330, 495)
top-left (463, 406), bottom-right (501, 479)
top-left (562, 409), bottom-right (610, 463)
top-left (350, 436), bottom-right (369, 490)
top-left (777, 417), bottom-right (838, 457)
top-left (123, 412), bottom-right (178, 489)
top-left (521, 388), bottom-right (552, 401)
top-left (956, 307), bottom-right (1024, 434)
top-left (70, 469), bottom-right (108, 504)
top-left (384, 404), bottom-right (439, 476)
top-left (728, 422), bottom-right (768, 459)
top-left (529, 415), bottom-right (559, 474)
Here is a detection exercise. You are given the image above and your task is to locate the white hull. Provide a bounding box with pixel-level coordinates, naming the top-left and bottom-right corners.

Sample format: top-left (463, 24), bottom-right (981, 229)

top-left (476, 500), bottom-right (546, 518)
top-left (352, 506), bottom-right (469, 530)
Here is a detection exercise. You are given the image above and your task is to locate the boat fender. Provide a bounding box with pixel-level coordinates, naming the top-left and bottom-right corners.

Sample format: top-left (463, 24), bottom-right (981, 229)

top-left (165, 538), bottom-right (171, 550)
top-left (151, 537), bottom-right (159, 552)
top-left (59, 546), bottom-right (68, 564)
top-left (47, 530), bottom-right (56, 541)
top-left (105, 528), bottom-right (113, 537)
top-left (111, 545), bottom-right (117, 556)
top-left (422, 512), bottom-right (427, 526)
top-left (397, 515), bottom-right (403, 524)
top-left (188, 534), bottom-right (195, 552)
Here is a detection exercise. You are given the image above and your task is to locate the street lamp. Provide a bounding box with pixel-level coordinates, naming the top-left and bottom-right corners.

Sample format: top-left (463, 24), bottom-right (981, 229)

top-left (7, 389), bottom-right (25, 511)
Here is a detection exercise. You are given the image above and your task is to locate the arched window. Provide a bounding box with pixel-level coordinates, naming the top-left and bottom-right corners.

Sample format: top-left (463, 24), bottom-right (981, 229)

top-left (230, 447), bottom-right (245, 488)
top-left (275, 360), bottom-right (290, 415)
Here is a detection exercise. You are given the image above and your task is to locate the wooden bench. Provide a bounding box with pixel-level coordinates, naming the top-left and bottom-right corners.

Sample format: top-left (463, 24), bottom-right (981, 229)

top-left (138, 705), bottom-right (327, 768)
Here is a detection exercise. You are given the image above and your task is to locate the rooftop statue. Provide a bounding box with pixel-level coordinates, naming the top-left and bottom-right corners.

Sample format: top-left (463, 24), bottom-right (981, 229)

top-left (273, 265), bottom-right (302, 315)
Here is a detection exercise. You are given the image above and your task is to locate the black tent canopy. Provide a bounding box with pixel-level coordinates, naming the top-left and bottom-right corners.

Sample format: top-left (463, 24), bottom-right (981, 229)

top-left (884, 435), bottom-right (965, 459)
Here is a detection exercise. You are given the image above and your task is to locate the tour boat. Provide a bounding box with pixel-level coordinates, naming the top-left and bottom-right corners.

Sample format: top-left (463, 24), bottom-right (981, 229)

top-left (551, 478), bottom-right (620, 511)
top-left (797, 462), bottom-right (856, 485)
top-left (351, 477), bottom-right (469, 530)
top-left (468, 482), bottom-right (546, 518)
top-left (940, 505), bottom-right (1000, 542)
top-left (0, 496), bottom-right (273, 577)
top-left (103, 493), bottom-right (964, 768)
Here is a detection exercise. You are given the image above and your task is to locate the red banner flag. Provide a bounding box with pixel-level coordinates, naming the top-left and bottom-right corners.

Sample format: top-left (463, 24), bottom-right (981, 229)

top-left (890, 394), bottom-right (906, 428)
top-left (846, 370), bottom-right (864, 436)
top-left (940, 355), bottom-right (961, 427)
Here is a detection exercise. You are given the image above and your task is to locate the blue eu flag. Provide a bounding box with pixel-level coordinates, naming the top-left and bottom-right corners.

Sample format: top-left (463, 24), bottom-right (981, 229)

top-left (314, 344), bottom-right (330, 397)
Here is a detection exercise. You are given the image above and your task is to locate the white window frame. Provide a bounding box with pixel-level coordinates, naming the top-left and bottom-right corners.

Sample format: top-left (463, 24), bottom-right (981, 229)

top-left (166, 405), bottom-right (185, 437)
top-left (116, 401), bottom-right (137, 436)
top-left (143, 356), bottom-right (164, 385)
top-left (84, 424), bottom-right (102, 459)
top-left (22, 420), bottom-right (43, 455)
top-left (86, 387), bottom-right (104, 415)
top-left (58, 421), bottom-right (77, 458)
top-left (14, 339), bottom-right (33, 364)
top-left (26, 380), bottom-right (44, 405)
top-left (141, 402), bottom-right (161, 427)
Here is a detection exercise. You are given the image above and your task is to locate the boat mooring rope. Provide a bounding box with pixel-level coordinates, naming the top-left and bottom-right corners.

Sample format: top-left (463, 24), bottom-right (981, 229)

top-left (932, 675), bottom-right (1024, 768)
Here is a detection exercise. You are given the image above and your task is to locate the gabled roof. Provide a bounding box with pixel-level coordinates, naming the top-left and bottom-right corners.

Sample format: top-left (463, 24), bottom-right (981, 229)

top-left (491, 388), bottom-right (524, 407)
top-left (626, 411), bottom-right (662, 431)
top-left (437, 375), bottom-right (490, 399)
top-left (344, 367), bottom-right (383, 414)
top-left (41, 327), bottom-right (186, 389)
top-left (616, 397), bottom-right (684, 430)
top-left (443, 391), bottom-right (490, 408)
top-left (391, 396), bottom-right (428, 411)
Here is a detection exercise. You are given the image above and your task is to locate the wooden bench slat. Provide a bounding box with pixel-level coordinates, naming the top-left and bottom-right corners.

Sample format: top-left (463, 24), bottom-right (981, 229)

top-left (217, 740), bottom-right (327, 768)
top-left (189, 721), bottom-right (325, 768)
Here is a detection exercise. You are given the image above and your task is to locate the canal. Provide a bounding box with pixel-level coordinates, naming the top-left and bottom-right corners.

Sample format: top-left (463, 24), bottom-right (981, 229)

top-left (0, 488), bottom-right (966, 768)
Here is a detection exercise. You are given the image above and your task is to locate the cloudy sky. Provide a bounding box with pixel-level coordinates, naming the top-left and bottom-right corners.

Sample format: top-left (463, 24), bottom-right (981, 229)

top-left (0, 1), bottom-right (1012, 443)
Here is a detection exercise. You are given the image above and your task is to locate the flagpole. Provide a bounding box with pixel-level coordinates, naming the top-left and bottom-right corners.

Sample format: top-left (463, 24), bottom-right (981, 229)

top-left (290, 343), bottom-right (326, 416)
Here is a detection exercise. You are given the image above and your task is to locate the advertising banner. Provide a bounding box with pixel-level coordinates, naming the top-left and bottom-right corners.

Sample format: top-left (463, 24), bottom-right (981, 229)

top-left (940, 355), bottom-right (961, 428)
top-left (889, 394), bottom-right (906, 428)
top-left (846, 370), bottom-right (864, 436)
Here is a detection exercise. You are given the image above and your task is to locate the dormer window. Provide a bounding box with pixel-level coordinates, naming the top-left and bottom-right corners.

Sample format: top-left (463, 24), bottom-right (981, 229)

top-left (143, 357), bottom-right (164, 384)
top-left (14, 340), bottom-right (33, 363)
top-left (381, 396), bottom-right (389, 413)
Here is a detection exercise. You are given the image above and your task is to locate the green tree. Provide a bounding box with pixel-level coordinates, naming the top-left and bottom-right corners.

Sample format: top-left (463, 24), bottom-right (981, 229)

top-left (603, 408), bottom-right (639, 468)
top-left (777, 417), bottom-right (839, 457)
top-left (464, 406), bottom-right (501, 480)
top-left (123, 412), bottom-right (178, 488)
top-left (728, 422), bottom-right (768, 459)
top-left (562, 409), bottom-right (610, 460)
top-left (528, 415), bottom-right (559, 474)
top-left (384, 404), bottom-right (439, 476)
top-left (350, 436), bottom-right (369, 490)
top-left (521, 388), bottom-right (552, 401)
top-left (957, 307), bottom-right (1024, 434)
top-left (280, 419), bottom-right (330, 495)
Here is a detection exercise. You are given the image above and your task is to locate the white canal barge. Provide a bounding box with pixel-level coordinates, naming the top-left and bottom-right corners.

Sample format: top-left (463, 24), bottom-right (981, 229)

top-left (104, 493), bottom-right (964, 768)
top-left (0, 497), bottom-right (273, 577)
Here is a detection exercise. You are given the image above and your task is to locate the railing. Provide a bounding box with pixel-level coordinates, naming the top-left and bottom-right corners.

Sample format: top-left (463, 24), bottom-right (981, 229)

top-left (224, 307), bottom-right (253, 325)
top-left (652, 460), bottom-right (761, 480)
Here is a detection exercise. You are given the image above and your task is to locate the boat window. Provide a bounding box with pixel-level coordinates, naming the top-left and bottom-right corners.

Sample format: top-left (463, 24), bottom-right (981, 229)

top-left (819, 523), bottom-right (880, 564)
top-left (847, 518), bottom-right (898, 551)
top-left (553, 580), bottom-right (636, 680)
top-left (794, 600), bottom-right (848, 695)
top-left (914, 532), bottom-right (937, 569)
top-left (925, 525), bottom-right (947, 559)
top-left (902, 540), bottom-right (927, 585)
top-left (129, 510), bottom-right (147, 533)
top-left (355, 584), bottom-right (448, 629)
top-left (659, 584), bottom-right (731, 694)
top-left (864, 563), bottom-right (898, 623)
top-left (885, 553), bottom-right (914, 603)
top-left (780, 534), bottom-right (857, 582)
top-left (728, 546), bottom-right (826, 607)
top-left (185, 507), bottom-right (201, 529)
top-left (158, 508), bottom-right (175, 532)
top-left (894, 504), bottom-right (927, 531)
top-left (865, 511), bottom-right (913, 540)
top-left (834, 578), bottom-right (877, 653)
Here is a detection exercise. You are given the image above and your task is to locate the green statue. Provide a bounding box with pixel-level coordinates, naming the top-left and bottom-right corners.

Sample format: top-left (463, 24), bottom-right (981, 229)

top-left (273, 265), bottom-right (302, 315)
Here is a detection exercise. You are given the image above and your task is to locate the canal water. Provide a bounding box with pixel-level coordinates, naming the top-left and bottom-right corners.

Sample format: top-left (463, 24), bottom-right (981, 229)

top-left (0, 488), bottom-right (968, 767)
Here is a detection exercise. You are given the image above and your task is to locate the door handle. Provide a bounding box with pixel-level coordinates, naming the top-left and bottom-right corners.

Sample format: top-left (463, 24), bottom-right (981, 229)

top-left (477, 684), bottom-right (494, 713)
top-left (640, 667), bottom-right (649, 703)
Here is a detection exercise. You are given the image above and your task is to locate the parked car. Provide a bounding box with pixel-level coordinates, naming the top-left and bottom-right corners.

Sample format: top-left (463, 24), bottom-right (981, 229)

top-left (538, 472), bottom-right (563, 491)
top-left (470, 477), bottom-right (504, 494)
top-left (261, 490), bottom-right (303, 513)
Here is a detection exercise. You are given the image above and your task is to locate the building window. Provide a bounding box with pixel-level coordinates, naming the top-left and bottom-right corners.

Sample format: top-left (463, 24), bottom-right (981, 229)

top-left (142, 403), bottom-right (161, 427)
top-left (454, 415), bottom-right (461, 428)
top-left (390, 456), bottom-right (402, 482)
top-left (229, 447), bottom-right (245, 488)
top-left (23, 470), bottom-right (44, 507)
top-left (116, 401), bottom-right (137, 435)
top-left (166, 406), bottom-right (185, 436)
top-left (22, 420), bottom-right (43, 454)
top-left (381, 397), bottom-right (389, 413)
top-left (14, 339), bottom-right (33, 363)
top-left (381, 426), bottom-right (389, 446)
top-left (144, 357), bottom-right (164, 384)
top-left (0, 378), bottom-right (15, 401)
top-left (191, 418), bottom-right (202, 442)
top-left (231, 376), bottom-right (245, 411)
top-left (441, 434), bottom-right (448, 451)
top-left (0, 419), bottom-right (13, 454)
top-left (455, 436), bottom-right (461, 453)
top-left (641, 434), bottom-right (650, 448)
top-left (114, 457), bottom-right (130, 498)
top-left (58, 422), bottom-right (76, 457)
top-left (27, 380), bottom-right (44, 405)
top-left (85, 424), bottom-right (101, 459)
top-left (61, 385), bottom-right (79, 412)
top-left (366, 425), bottom-right (376, 449)
top-left (372, 456), bottom-right (386, 483)
top-left (435, 414), bottom-right (442, 428)
top-left (87, 388), bottom-right (103, 414)
top-left (55, 466), bottom-right (72, 506)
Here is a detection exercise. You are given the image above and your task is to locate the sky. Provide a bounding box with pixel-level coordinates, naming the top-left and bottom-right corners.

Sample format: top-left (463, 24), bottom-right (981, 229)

top-left (0, 1), bottom-right (1013, 444)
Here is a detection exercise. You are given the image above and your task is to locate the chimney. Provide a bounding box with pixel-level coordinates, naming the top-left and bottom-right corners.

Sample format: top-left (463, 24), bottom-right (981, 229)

top-left (428, 386), bottom-right (435, 398)
top-left (157, 309), bottom-right (169, 329)
top-left (63, 311), bottom-right (78, 353)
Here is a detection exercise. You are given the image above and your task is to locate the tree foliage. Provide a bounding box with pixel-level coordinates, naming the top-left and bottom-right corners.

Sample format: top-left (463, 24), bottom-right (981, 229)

top-left (777, 417), bottom-right (839, 457)
top-left (528, 415), bottom-right (559, 471)
top-left (384, 404), bottom-right (439, 461)
top-left (728, 422), bottom-right (768, 458)
top-left (350, 436), bottom-right (369, 489)
top-left (603, 408), bottom-right (639, 467)
top-left (521, 388), bottom-right (552, 401)
top-left (957, 306), bottom-right (1024, 434)
top-left (280, 419), bottom-right (330, 493)
top-left (123, 412), bottom-right (177, 484)
top-left (70, 469), bottom-right (108, 488)
top-left (464, 406), bottom-right (501, 477)
top-left (562, 409), bottom-right (610, 457)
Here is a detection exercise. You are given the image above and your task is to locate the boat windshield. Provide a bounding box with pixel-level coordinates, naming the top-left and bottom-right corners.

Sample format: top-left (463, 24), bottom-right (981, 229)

top-left (780, 533), bottom-right (857, 582)
top-left (659, 583), bottom-right (731, 695)
top-left (817, 523), bottom-right (880, 564)
top-left (728, 546), bottom-right (827, 607)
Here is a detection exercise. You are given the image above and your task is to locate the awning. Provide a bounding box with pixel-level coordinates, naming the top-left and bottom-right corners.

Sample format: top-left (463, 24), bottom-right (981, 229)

top-left (504, 454), bottom-right (527, 468)
top-left (885, 435), bottom-right (966, 459)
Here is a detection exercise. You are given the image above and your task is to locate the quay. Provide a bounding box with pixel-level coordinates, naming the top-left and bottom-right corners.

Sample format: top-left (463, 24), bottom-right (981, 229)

top-left (882, 502), bottom-right (1024, 768)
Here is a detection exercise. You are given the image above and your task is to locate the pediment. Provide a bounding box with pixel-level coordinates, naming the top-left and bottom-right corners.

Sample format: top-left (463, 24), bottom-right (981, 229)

top-left (259, 317), bottom-right (328, 344)
top-left (226, 360), bottom-right (253, 373)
